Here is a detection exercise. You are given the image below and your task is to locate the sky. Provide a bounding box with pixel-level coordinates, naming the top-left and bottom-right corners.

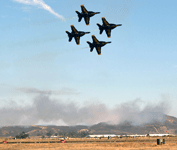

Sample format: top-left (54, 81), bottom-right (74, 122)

top-left (0, 0), bottom-right (177, 126)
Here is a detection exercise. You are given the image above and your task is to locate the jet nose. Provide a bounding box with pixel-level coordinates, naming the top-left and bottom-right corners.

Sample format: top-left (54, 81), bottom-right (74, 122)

top-left (106, 42), bottom-right (111, 44)
top-left (116, 24), bottom-right (122, 27)
top-left (85, 32), bottom-right (90, 34)
top-left (96, 12), bottom-right (100, 14)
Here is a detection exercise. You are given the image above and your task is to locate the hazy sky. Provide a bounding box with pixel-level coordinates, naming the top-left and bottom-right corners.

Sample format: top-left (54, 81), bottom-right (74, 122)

top-left (0, 0), bottom-right (177, 125)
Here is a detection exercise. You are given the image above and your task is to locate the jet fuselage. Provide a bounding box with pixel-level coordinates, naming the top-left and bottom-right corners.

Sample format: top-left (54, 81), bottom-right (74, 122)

top-left (101, 23), bottom-right (121, 30)
top-left (97, 17), bottom-right (122, 38)
top-left (66, 25), bottom-right (90, 45)
top-left (80, 11), bottom-right (100, 17)
top-left (76, 5), bottom-right (100, 25)
top-left (87, 35), bottom-right (111, 55)
top-left (92, 41), bottom-right (110, 48)
top-left (70, 31), bottom-right (89, 37)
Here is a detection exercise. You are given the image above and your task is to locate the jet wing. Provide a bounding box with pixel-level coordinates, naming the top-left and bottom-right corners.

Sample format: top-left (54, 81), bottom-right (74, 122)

top-left (84, 17), bottom-right (90, 25)
top-left (71, 25), bottom-right (78, 34)
top-left (74, 36), bottom-right (80, 45)
top-left (69, 37), bottom-right (73, 42)
top-left (102, 17), bottom-right (109, 26)
top-left (92, 35), bottom-right (99, 44)
top-left (96, 47), bottom-right (101, 55)
top-left (105, 29), bottom-right (111, 38)
top-left (81, 5), bottom-right (88, 14)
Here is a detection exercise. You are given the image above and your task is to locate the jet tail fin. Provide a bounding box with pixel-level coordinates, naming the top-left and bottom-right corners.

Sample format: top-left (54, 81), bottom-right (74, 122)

top-left (66, 31), bottom-right (73, 42)
top-left (66, 31), bottom-right (70, 34)
top-left (97, 23), bottom-right (104, 34)
top-left (87, 41), bottom-right (94, 52)
top-left (76, 11), bottom-right (82, 22)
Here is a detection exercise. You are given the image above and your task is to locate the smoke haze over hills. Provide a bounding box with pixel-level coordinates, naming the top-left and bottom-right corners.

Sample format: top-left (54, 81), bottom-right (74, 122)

top-left (0, 88), bottom-right (170, 126)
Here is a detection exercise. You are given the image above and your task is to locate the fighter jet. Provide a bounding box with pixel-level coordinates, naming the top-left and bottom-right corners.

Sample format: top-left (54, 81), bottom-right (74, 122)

top-left (66, 25), bottom-right (90, 45)
top-left (97, 17), bottom-right (122, 38)
top-left (76, 5), bottom-right (100, 25)
top-left (87, 35), bottom-right (111, 55)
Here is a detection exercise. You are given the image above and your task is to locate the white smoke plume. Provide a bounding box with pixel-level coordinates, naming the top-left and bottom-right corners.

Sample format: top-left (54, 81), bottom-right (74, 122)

top-left (13, 0), bottom-right (65, 20)
top-left (0, 88), bottom-right (171, 126)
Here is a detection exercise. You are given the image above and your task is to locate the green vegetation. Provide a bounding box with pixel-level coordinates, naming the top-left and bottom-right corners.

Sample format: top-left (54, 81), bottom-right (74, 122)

top-left (15, 131), bottom-right (29, 139)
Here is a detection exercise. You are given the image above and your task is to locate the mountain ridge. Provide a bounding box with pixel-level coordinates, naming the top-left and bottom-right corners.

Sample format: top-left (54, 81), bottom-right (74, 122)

top-left (0, 115), bottom-right (177, 137)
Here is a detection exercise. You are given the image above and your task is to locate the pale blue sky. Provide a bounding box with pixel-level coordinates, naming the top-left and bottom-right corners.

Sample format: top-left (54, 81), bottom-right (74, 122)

top-left (0, 0), bottom-right (177, 118)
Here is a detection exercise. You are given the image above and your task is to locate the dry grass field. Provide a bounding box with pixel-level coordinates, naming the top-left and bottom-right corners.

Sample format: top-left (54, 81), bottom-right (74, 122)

top-left (0, 137), bottom-right (177, 150)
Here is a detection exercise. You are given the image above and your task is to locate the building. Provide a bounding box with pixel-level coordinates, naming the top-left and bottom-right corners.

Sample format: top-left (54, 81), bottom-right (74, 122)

top-left (86, 134), bottom-right (116, 138)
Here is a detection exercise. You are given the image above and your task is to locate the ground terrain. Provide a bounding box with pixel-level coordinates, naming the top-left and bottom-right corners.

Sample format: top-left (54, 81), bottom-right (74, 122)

top-left (0, 137), bottom-right (177, 150)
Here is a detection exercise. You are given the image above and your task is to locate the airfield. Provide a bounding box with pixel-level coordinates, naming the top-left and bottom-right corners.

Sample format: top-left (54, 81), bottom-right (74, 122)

top-left (1, 136), bottom-right (177, 150)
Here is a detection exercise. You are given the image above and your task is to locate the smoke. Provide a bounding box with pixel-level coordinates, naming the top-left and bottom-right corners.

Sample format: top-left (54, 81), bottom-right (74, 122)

top-left (113, 98), bottom-right (169, 126)
top-left (0, 88), bottom-right (171, 127)
top-left (13, 0), bottom-right (65, 20)
top-left (17, 87), bottom-right (80, 96)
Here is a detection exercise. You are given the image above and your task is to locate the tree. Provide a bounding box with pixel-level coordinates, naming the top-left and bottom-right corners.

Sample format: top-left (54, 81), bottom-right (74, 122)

top-left (55, 133), bottom-right (58, 136)
top-left (42, 135), bottom-right (45, 139)
top-left (46, 131), bottom-right (53, 137)
top-left (15, 131), bottom-right (29, 139)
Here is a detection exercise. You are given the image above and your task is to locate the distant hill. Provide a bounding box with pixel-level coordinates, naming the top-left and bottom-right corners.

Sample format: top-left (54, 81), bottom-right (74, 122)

top-left (0, 115), bottom-right (177, 137)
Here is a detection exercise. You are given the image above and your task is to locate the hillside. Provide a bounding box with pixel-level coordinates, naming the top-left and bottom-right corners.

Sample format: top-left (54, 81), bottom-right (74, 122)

top-left (0, 115), bottom-right (177, 137)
